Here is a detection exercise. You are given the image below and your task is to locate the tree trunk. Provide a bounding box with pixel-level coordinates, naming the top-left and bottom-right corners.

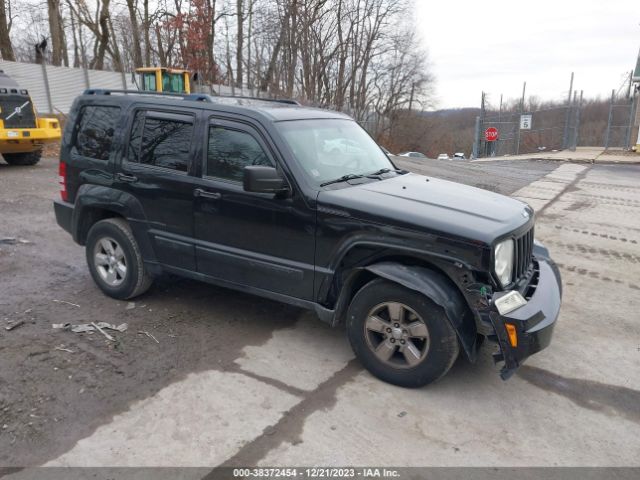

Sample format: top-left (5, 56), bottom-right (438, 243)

top-left (206, 0), bottom-right (216, 83)
top-left (0, 0), bottom-right (15, 61)
top-left (246, 0), bottom-right (253, 88)
top-left (235, 0), bottom-right (243, 88)
top-left (59, 3), bottom-right (69, 66)
top-left (285, 0), bottom-right (297, 97)
top-left (92, 0), bottom-right (111, 70)
top-left (260, 5), bottom-right (289, 92)
top-left (107, 14), bottom-right (123, 71)
top-left (126, 0), bottom-right (143, 68)
top-left (143, 0), bottom-right (151, 65)
top-left (68, 3), bottom-right (80, 67)
top-left (47, 0), bottom-right (64, 65)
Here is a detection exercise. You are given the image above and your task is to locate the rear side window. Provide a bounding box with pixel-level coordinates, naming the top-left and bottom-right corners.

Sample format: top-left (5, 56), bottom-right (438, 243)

top-left (206, 126), bottom-right (272, 182)
top-left (73, 105), bottom-right (120, 160)
top-left (127, 111), bottom-right (193, 173)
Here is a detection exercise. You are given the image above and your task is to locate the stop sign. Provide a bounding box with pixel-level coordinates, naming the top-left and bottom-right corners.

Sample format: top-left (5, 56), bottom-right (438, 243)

top-left (485, 127), bottom-right (499, 142)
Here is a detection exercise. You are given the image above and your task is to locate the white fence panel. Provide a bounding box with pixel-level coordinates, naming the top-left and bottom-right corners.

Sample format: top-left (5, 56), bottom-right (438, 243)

top-left (44, 63), bottom-right (87, 114)
top-left (0, 60), bottom-right (49, 114)
top-left (0, 60), bottom-right (283, 115)
top-left (0, 60), bottom-right (139, 115)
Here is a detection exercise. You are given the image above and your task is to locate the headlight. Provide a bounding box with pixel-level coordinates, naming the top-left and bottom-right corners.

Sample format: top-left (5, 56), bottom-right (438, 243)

top-left (494, 239), bottom-right (514, 287)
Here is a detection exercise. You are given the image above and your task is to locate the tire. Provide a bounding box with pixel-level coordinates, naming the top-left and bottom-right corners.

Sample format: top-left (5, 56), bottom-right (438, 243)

top-left (347, 279), bottom-right (459, 388)
top-left (3, 150), bottom-right (42, 166)
top-left (85, 218), bottom-right (153, 300)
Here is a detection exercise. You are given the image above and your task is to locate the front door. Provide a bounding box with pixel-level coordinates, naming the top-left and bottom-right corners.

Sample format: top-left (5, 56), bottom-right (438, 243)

top-left (116, 107), bottom-right (200, 271)
top-left (193, 118), bottom-right (315, 300)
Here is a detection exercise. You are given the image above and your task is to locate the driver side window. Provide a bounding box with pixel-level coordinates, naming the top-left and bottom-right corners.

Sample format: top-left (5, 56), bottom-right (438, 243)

top-left (206, 126), bottom-right (272, 182)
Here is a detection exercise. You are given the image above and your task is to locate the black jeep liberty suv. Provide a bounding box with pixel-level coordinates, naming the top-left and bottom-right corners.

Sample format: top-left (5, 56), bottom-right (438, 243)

top-left (54, 90), bottom-right (562, 387)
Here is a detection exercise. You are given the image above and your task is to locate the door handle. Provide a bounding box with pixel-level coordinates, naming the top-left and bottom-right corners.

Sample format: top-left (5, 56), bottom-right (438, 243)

top-left (116, 173), bottom-right (138, 183)
top-left (194, 188), bottom-right (221, 200)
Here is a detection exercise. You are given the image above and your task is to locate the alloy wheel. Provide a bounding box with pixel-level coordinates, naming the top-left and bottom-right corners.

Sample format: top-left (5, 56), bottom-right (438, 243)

top-left (93, 237), bottom-right (127, 287)
top-left (364, 301), bottom-right (430, 369)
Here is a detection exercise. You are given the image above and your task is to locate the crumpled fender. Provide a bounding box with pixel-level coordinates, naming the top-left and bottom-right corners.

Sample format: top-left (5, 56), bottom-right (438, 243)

top-left (364, 262), bottom-right (478, 362)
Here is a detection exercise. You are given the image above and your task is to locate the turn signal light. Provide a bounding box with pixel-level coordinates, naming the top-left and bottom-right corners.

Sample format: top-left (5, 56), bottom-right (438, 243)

top-left (505, 323), bottom-right (518, 348)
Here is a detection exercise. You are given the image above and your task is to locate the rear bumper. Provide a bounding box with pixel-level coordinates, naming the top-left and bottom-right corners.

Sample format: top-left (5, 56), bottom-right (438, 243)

top-left (489, 258), bottom-right (562, 379)
top-left (54, 199), bottom-right (74, 235)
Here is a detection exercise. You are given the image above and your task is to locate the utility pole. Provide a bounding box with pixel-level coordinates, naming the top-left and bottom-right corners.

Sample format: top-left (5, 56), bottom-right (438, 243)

top-left (573, 90), bottom-right (583, 150)
top-left (515, 81), bottom-right (526, 155)
top-left (625, 85), bottom-right (637, 149)
top-left (562, 72), bottom-right (574, 149)
top-left (604, 89), bottom-right (615, 150)
top-left (473, 91), bottom-right (485, 159)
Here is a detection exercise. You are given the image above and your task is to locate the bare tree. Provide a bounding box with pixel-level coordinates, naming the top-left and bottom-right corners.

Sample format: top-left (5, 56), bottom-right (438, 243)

top-left (0, 0), bottom-right (14, 60)
top-left (46, 0), bottom-right (68, 66)
top-left (125, 0), bottom-right (144, 68)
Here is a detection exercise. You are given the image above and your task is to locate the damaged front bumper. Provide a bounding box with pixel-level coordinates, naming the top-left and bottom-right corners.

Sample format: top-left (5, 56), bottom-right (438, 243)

top-left (489, 257), bottom-right (562, 379)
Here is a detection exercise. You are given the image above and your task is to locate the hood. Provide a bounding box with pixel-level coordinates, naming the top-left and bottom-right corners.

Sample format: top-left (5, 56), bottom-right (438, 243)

top-left (317, 173), bottom-right (533, 245)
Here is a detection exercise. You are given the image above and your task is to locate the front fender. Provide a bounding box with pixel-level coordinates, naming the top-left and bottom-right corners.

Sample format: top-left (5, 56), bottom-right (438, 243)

top-left (363, 262), bottom-right (478, 362)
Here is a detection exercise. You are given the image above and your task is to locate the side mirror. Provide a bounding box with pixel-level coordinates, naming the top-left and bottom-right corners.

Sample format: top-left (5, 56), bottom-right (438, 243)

top-left (243, 166), bottom-right (288, 194)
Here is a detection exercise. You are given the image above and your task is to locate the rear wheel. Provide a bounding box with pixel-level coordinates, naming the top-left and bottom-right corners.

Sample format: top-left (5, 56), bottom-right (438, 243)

top-left (347, 279), bottom-right (459, 388)
top-left (3, 150), bottom-right (42, 166)
top-left (86, 218), bottom-right (153, 299)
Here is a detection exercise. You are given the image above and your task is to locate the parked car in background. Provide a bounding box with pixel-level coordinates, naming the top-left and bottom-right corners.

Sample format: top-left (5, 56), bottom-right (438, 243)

top-left (397, 151), bottom-right (427, 159)
top-left (453, 153), bottom-right (466, 160)
top-left (437, 154), bottom-right (450, 161)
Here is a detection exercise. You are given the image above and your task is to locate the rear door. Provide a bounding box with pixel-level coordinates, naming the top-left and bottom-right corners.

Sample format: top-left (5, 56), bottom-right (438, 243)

top-left (116, 107), bottom-right (201, 272)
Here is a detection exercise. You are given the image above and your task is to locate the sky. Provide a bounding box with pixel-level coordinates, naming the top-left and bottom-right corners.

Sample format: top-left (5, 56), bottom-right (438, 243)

top-left (415, 0), bottom-right (640, 109)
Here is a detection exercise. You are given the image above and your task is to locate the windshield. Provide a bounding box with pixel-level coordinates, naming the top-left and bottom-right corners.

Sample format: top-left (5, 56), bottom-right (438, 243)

top-left (277, 119), bottom-right (394, 186)
top-left (162, 72), bottom-right (185, 93)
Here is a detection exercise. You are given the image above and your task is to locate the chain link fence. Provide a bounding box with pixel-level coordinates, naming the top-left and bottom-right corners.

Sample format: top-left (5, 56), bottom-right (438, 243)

top-left (473, 81), bottom-right (639, 158)
top-left (604, 90), bottom-right (638, 149)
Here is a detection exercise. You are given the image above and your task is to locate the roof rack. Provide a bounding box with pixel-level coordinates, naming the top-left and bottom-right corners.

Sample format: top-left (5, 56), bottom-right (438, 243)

top-left (83, 89), bottom-right (300, 106)
top-left (83, 89), bottom-right (212, 102)
top-left (214, 95), bottom-right (300, 106)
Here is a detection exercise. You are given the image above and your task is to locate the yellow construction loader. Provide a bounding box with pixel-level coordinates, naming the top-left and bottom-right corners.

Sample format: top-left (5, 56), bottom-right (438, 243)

top-left (135, 67), bottom-right (192, 94)
top-left (0, 70), bottom-right (61, 166)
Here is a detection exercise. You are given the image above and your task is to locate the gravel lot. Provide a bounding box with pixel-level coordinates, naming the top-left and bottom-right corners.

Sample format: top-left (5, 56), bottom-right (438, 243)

top-left (1, 155), bottom-right (638, 474)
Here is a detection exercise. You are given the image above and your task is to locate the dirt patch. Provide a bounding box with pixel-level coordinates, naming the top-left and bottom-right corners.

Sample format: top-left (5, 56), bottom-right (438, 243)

top-left (0, 157), bottom-right (305, 466)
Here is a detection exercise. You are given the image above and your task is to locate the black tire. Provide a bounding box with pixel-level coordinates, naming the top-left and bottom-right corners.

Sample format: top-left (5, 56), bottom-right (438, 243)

top-left (347, 279), bottom-right (459, 388)
top-left (85, 218), bottom-right (153, 300)
top-left (3, 150), bottom-right (42, 166)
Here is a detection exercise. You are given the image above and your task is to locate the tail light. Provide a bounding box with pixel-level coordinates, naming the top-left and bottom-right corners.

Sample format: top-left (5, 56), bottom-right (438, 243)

top-left (59, 161), bottom-right (68, 201)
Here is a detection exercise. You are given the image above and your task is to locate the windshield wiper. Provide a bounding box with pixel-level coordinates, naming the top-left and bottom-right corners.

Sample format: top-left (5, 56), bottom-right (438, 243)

top-left (320, 174), bottom-right (366, 187)
top-left (366, 168), bottom-right (406, 178)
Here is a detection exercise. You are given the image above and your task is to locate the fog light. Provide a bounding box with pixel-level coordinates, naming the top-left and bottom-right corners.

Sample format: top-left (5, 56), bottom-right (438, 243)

top-left (505, 323), bottom-right (518, 347)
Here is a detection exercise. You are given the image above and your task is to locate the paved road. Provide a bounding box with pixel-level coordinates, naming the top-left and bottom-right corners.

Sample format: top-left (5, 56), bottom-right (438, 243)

top-left (1, 157), bottom-right (638, 474)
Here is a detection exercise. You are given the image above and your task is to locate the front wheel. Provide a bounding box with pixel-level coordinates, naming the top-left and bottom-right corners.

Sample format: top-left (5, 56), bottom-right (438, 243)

top-left (3, 150), bottom-right (42, 166)
top-left (347, 279), bottom-right (459, 388)
top-left (85, 218), bottom-right (153, 300)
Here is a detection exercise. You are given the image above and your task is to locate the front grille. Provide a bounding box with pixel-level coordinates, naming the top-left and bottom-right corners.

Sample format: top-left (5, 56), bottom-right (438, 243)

top-left (1, 95), bottom-right (37, 128)
top-left (514, 227), bottom-right (534, 280)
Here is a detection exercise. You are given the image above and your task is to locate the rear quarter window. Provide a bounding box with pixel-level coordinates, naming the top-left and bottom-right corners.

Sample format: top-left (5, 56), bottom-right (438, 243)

top-left (72, 105), bottom-right (120, 161)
